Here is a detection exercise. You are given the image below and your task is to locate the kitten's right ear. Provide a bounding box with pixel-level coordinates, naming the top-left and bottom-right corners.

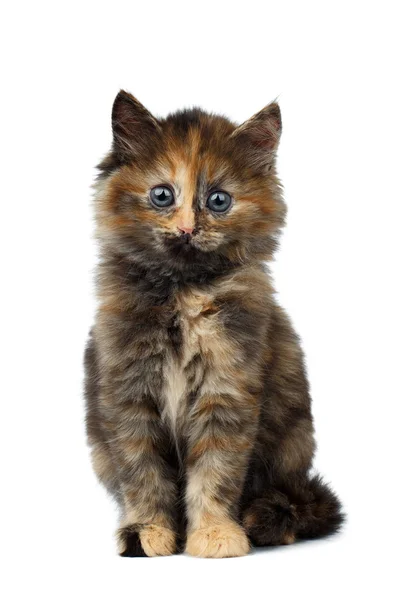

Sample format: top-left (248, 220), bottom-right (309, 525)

top-left (111, 90), bottom-right (161, 161)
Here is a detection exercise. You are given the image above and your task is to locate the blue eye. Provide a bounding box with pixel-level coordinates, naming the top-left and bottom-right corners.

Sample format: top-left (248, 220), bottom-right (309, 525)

top-left (150, 186), bottom-right (175, 208)
top-left (206, 191), bottom-right (232, 213)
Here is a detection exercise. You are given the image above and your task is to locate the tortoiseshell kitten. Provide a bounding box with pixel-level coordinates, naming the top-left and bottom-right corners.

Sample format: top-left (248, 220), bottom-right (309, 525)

top-left (84, 90), bottom-right (344, 558)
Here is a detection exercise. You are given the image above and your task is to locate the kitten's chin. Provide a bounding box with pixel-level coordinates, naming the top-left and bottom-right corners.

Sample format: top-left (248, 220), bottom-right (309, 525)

top-left (154, 236), bottom-right (236, 278)
top-left (164, 239), bottom-right (205, 263)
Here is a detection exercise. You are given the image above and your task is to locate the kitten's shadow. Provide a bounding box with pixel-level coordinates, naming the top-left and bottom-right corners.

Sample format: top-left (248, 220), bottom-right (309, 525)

top-left (250, 535), bottom-right (342, 555)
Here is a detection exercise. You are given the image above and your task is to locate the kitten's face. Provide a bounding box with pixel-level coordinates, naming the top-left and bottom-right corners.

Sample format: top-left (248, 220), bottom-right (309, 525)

top-left (95, 92), bottom-right (286, 275)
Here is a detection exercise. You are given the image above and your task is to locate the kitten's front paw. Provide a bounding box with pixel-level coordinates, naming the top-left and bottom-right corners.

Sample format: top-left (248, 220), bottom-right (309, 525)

top-left (186, 522), bottom-right (250, 558)
top-left (117, 524), bottom-right (176, 557)
top-left (117, 525), bottom-right (147, 557)
top-left (139, 524), bottom-right (176, 557)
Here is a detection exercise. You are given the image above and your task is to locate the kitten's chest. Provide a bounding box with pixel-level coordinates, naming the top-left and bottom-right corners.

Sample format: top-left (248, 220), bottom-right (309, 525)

top-left (162, 289), bottom-right (219, 431)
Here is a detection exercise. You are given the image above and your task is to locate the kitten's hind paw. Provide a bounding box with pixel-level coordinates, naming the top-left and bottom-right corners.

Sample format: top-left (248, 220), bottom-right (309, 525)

top-left (186, 522), bottom-right (250, 558)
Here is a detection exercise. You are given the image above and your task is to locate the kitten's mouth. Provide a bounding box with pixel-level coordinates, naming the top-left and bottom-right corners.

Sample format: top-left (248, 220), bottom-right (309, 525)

top-left (164, 232), bottom-right (202, 258)
top-left (178, 233), bottom-right (192, 246)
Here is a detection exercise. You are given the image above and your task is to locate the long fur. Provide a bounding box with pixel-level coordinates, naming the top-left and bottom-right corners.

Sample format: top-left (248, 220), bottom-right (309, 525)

top-left (84, 90), bottom-right (344, 558)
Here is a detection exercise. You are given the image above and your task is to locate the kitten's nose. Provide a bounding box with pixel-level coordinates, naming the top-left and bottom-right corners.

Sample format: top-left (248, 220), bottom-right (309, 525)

top-left (178, 226), bottom-right (194, 235)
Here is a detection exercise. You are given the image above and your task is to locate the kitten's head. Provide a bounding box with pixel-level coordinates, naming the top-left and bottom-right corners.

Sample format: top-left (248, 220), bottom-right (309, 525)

top-left (95, 90), bottom-right (286, 277)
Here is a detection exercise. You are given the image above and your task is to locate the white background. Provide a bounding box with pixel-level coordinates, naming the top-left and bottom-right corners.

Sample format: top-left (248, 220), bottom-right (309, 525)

top-left (1, 1), bottom-right (399, 598)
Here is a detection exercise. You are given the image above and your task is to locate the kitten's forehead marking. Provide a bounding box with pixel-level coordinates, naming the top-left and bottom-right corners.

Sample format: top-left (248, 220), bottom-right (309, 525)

top-left (174, 164), bottom-right (197, 208)
top-left (173, 162), bottom-right (197, 231)
top-left (164, 128), bottom-right (202, 230)
top-left (166, 128), bottom-right (224, 206)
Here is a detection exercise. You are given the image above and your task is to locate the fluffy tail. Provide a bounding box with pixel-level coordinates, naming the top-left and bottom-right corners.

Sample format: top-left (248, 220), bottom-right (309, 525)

top-left (243, 474), bottom-right (345, 546)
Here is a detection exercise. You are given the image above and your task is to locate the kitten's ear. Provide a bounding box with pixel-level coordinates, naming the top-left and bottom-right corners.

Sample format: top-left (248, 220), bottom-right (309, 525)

top-left (111, 90), bottom-right (161, 161)
top-left (231, 102), bottom-right (282, 169)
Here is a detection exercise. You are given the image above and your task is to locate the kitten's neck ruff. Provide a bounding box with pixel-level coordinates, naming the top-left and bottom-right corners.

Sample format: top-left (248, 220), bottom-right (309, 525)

top-left (98, 250), bottom-right (264, 306)
top-left (109, 250), bottom-right (243, 283)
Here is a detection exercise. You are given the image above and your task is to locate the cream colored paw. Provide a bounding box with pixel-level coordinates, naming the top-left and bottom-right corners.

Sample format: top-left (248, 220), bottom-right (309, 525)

top-left (139, 525), bottom-right (176, 557)
top-left (282, 532), bottom-right (296, 545)
top-left (186, 522), bottom-right (250, 558)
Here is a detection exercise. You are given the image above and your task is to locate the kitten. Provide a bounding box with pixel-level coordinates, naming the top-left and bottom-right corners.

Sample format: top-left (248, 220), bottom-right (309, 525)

top-left (84, 90), bottom-right (344, 558)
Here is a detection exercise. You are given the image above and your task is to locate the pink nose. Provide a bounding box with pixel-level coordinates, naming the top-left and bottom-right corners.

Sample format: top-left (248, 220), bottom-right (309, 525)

top-left (178, 226), bottom-right (194, 235)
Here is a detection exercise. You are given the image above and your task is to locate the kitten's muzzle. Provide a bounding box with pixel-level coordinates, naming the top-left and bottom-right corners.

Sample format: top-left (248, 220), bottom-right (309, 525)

top-left (177, 229), bottom-right (198, 245)
top-left (163, 229), bottom-right (202, 256)
top-left (180, 232), bottom-right (192, 245)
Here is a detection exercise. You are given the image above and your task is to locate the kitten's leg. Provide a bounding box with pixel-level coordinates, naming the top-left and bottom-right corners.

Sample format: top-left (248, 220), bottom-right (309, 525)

top-left (102, 394), bottom-right (178, 557)
top-left (85, 335), bottom-right (121, 501)
top-left (242, 305), bottom-right (344, 545)
top-left (85, 336), bottom-right (177, 556)
top-left (184, 392), bottom-right (258, 558)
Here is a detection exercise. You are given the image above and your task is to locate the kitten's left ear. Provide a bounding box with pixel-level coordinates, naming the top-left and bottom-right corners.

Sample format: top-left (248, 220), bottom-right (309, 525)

top-left (231, 102), bottom-right (282, 168)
